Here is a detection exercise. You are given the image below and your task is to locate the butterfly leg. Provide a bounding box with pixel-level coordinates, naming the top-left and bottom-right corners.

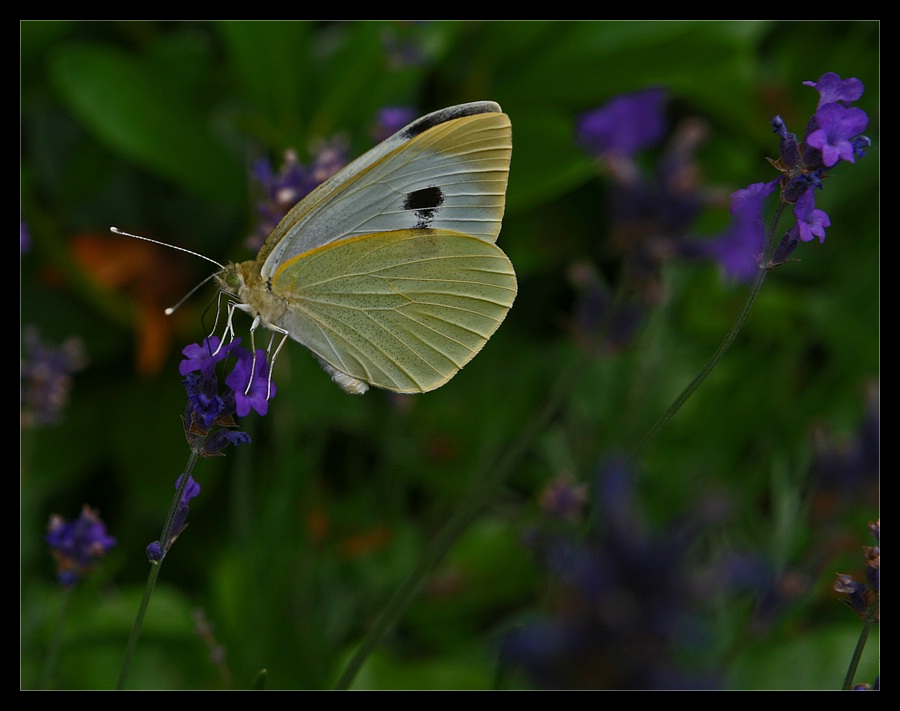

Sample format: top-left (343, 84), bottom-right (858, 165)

top-left (211, 296), bottom-right (245, 357)
top-left (265, 330), bottom-right (290, 400)
top-left (245, 314), bottom-right (287, 401)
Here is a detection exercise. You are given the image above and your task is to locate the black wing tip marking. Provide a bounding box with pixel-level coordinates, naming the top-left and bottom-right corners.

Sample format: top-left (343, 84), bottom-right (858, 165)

top-left (401, 102), bottom-right (502, 140)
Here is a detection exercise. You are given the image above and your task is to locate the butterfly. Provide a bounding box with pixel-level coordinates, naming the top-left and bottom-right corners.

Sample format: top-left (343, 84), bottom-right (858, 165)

top-left (218, 101), bottom-right (516, 395)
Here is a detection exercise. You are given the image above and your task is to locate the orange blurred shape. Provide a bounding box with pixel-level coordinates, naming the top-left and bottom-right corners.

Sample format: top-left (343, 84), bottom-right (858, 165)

top-left (69, 232), bottom-right (191, 376)
top-left (304, 508), bottom-right (330, 544)
top-left (338, 524), bottom-right (392, 559)
top-left (304, 506), bottom-right (392, 559)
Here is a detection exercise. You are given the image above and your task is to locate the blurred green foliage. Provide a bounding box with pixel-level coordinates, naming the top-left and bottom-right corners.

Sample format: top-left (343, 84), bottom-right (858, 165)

top-left (21, 21), bottom-right (878, 690)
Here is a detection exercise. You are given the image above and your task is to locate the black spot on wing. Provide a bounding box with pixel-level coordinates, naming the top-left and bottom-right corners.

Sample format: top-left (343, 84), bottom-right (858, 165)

top-left (403, 186), bottom-right (444, 228)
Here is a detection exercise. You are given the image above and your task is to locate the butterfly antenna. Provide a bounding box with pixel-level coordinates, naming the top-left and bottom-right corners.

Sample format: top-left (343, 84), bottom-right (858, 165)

top-left (164, 273), bottom-right (223, 315)
top-left (110, 226), bottom-right (227, 315)
top-left (110, 227), bottom-right (225, 269)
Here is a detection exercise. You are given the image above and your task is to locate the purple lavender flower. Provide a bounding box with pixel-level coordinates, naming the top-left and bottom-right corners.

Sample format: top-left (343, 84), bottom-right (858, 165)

top-left (576, 88), bottom-right (667, 158)
top-left (696, 180), bottom-right (779, 281)
top-left (225, 347), bottom-right (277, 417)
top-left (170, 474), bottom-right (201, 540)
top-left (146, 475), bottom-right (203, 561)
top-left (832, 518), bottom-right (879, 690)
top-left (697, 72), bottom-right (869, 275)
top-left (575, 73), bottom-right (870, 288)
top-left (183, 371), bottom-right (228, 431)
top-left (46, 506), bottom-right (116, 586)
top-left (246, 150), bottom-right (305, 252)
top-left (789, 190), bottom-right (831, 244)
top-left (179, 336), bottom-right (240, 379)
top-left (203, 428), bottom-right (252, 455)
top-left (805, 102), bottom-right (870, 168)
top-left (180, 337), bottom-right (249, 432)
top-left (803, 72), bottom-right (865, 109)
top-left (306, 138), bottom-right (349, 187)
top-left (784, 72), bottom-right (869, 175)
top-left (180, 336), bottom-right (273, 455)
top-left (833, 573), bottom-right (868, 611)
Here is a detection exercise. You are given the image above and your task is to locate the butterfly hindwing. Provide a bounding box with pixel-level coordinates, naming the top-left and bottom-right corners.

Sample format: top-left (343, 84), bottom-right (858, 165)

top-left (269, 228), bottom-right (517, 393)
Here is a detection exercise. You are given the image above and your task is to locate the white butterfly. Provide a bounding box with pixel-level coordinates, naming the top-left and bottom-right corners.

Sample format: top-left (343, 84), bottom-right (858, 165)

top-left (218, 101), bottom-right (516, 395)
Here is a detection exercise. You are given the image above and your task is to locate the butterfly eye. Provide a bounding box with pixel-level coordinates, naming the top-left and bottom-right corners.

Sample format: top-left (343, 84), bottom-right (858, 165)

top-left (223, 268), bottom-right (242, 290)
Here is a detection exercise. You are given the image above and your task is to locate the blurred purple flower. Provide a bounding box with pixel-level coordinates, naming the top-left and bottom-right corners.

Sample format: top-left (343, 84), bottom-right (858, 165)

top-left (538, 475), bottom-right (589, 523)
top-left (809, 384), bottom-right (879, 508)
top-left (576, 90), bottom-right (717, 314)
top-left (371, 105), bottom-right (417, 142)
top-left (21, 327), bottom-right (87, 428)
top-left (503, 457), bottom-right (721, 689)
top-left (46, 506), bottom-right (116, 586)
top-left (21, 219), bottom-right (30, 253)
top-left (577, 88), bottom-right (667, 158)
top-left (567, 261), bottom-right (646, 357)
top-left (247, 143), bottom-right (347, 252)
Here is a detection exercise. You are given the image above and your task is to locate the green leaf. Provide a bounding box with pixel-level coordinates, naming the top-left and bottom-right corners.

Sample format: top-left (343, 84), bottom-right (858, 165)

top-left (49, 43), bottom-right (244, 202)
top-left (494, 21), bottom-right (765, 119)
top-left (216, 20), bottom-right (314, 146)
top-left (506, 108), bottom-right (595, 213)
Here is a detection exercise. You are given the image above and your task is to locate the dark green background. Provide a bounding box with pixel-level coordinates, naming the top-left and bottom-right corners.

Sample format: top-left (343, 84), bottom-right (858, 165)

top-left (21, 21), bottom-right (878, 689)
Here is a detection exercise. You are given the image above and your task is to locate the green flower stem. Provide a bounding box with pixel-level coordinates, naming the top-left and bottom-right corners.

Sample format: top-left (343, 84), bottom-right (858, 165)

top-left (631, 264), bottom-right (768, 463)
top-left (117, 557), bottom-right (162, 689)
top-left (841, 604), bottom-right (878, 690)
top-left (39, 583), bottom-right (75, 689)
top-left (632, 201), bottom-right (787, 463)
top-left (117, 450), bottom-right (200, 690)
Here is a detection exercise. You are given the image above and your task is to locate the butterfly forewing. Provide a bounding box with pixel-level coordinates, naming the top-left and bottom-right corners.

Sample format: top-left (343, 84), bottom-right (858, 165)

top-left (259, 106), bottom-right (511, 281)
top-left (269, 229), bottom-right (517, 393)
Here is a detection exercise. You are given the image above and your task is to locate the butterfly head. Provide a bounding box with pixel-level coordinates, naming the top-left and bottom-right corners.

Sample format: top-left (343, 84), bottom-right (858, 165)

top-left (217, 263), bottom-right (243, 296)
top-left (217, 261), bottom-right (265, 302)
